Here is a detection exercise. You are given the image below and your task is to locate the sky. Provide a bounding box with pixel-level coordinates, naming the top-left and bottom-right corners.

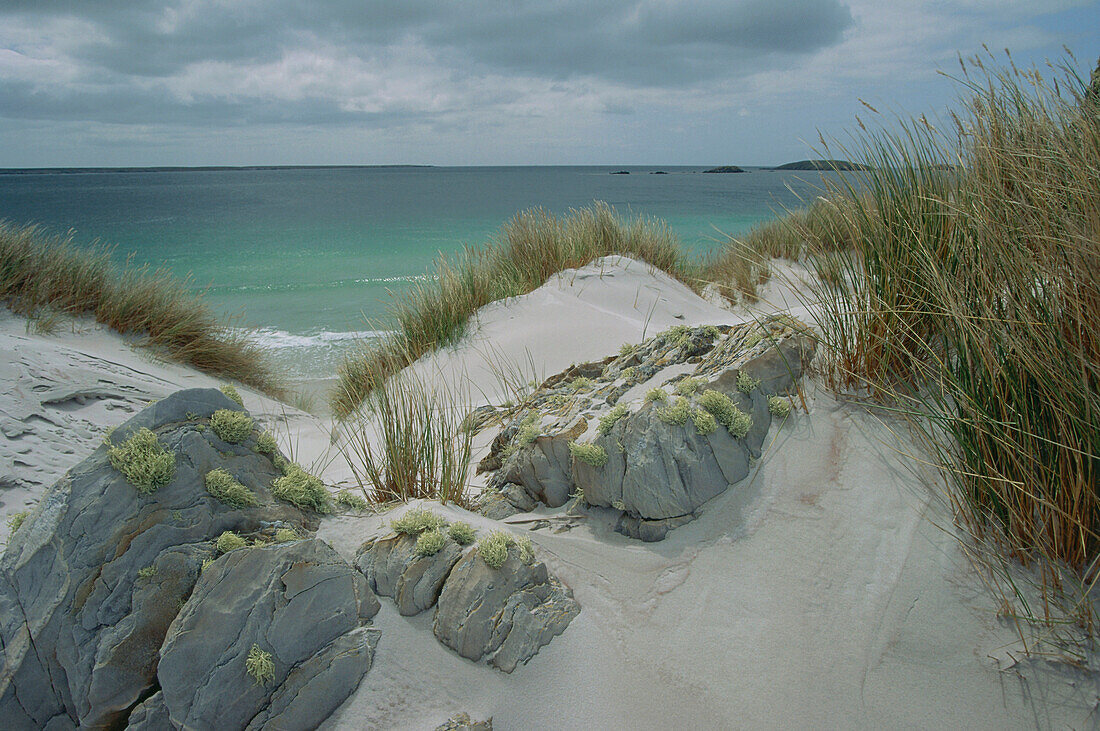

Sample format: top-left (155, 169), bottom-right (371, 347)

top-left (1, 0), bottom-right (1098, 167)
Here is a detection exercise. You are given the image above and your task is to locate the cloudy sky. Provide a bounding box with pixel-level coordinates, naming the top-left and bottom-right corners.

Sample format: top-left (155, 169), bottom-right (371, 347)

top-left (1, 1), bottom-right (1097, 167)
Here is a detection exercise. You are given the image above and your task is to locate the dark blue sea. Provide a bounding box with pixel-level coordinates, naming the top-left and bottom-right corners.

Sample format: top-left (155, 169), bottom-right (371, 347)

top-left (0, 165), bottom-right (844, 378)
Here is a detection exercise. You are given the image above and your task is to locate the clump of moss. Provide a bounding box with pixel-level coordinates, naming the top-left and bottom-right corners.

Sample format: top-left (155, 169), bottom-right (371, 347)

top-left (619, 342), bottom-right (636, 356)
top-left (272, 464), bottom-right (330, 513)
top-left (568, 376), bottom-right (594, 392)
top-left (515, 413), bottom-right (541, 445)
top-left (569, 441), bottom-right (608, 467)
top-left (220, 384), bottom-right (245, 407)
top-left (414, 528), bottom-right (448, 557)
top-left (515, 534), bottom-right (535, 563)
top-left (660, 325), bottom-right (691, 347)
top-left (201, 557), bottom-right (216, 572)
top-left (448, 521), bottom-right (476, 545)
top-left (107, 427), bottom-right (176, 493)
top-left (675, 377), bottom-right (705, 396)
top-left (137, 565), bottom-right (158, 579)
top-left (253, 431), bottom-right (278, 455)
top-left (7, 511), bottom-right (28, 534)
top-left (210, 409), bottom-right (254, 444)
top-left (697, 389), bottom-right (752, 438)
top-left (737, 371), bottom-right (761, 393)
top-left (597, 404), bottom-right (629, 436)
top-left (656, 396), bottom-right (691, 426)
top-left (245, 644), bottom-right (275, 685)
top-left (620, 366), bottom-right (637, 381)
top-left (477, 530), bottom-right (518, 569)
top-left (216, 531), bottom-right (248, 553)
top-left (205, 469), bottom-right (259, 509)
top-left (391, 507), bottom-right (447, 535)
top-left (768, 396), bottom-right (792, 418)
top-left (645, 388), bottom-right (669, 403)
top-left (334, 489), bottom-right (369, 512)
top-left (274, 527), bottom-right (299, 542)
top-left (691, 408), bottom-right (718, 435)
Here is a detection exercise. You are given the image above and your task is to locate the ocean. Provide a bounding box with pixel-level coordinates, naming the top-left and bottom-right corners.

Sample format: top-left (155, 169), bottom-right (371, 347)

top-left (0, 165), bottom-right (843, 380)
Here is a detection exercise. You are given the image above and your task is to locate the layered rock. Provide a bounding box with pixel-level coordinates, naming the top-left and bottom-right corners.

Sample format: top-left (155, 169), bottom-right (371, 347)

top-left (0, 388), bottom-right (377, 730)
top-left (433, 545), bottom-right (580, 672)
top-left (355, 532), bottom-right (463, 616)
top-left (475, 316), bottom-right (814, 540)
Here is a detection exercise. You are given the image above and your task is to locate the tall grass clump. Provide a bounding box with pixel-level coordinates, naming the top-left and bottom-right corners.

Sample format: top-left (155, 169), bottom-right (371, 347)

top-left (339, 372), bottom-right (473, 506)
top-left (0, 223), bottom-right (281, 394)
top-left (802, 51), bottom-right (1100, 645)
top-left (332, 203), bottom-right (699, 417)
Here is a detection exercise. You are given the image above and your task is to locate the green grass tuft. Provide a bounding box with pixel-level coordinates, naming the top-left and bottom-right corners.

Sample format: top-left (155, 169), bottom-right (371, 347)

top-left (691, 408), bottom-right (718, 436)
top-left (204, 468), bottom-right (259, 509)
top-left (334, 489), bottom-right (369, 512)
top-left (271, 464), bottom-right (330, 513)
top-left (656, 396), bottom-right (691, 426)
top-left (245, 644), bottom-right (275, 685)
top-left (569, 441), bottom-right (608, 467)
top-left (253, 431), bottom-right (278, 455)
top-left (675, 377), bottom-right (705, 396)
top-left (216, 531), bottom-right (247, 553)
top-left (137, 565), bottom-right (158, 579)
top-left (274, 527), bottom-right (299, 542)
top-left (7, 511), bottom-right (28, 534)
top-left (414, 528), bottom-right (448, 557)
top-left (219, 384), bottom-right (244, 406)
top-left (448, 521), bottom-right (476, 546)
top-left (391, 507), bottom-right (447, 535)
top-left (107, 427), bottom-right (176, 493)
top-left (645, 388), bottom-right (669, 403)
top-left (597, 404), bottom-right (629, 436)
top-left (697, 389), bottom-right (752, 438)
top-left (209, 409), bottom-right (254, 444)
top-left (477, 530), bottom-right (515, 569)
top-left (768, 396), bottom-right (792, 418)
top-left (736, 371), bottom-right (761, 393)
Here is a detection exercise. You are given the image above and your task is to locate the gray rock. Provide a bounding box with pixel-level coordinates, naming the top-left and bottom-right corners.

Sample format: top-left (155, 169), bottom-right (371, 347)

top-left (616, 513), bottom-right (696, 542)
top-left (476, 481), bottom-right (538, 520)
top-left (125, 692), bottom-right (171, 730)
top-left (157, 539), bottom-right (380, 731)
top-left (355, 533), bottom-right (463, 616)
top-left (0, 389), bottom-right (321, 729)
top-left (436, 711), bottom-right (493, 730)
top-left (433, 548), bottom-right (579, 672)
top-left (499, 434), bottom-right (575, 508)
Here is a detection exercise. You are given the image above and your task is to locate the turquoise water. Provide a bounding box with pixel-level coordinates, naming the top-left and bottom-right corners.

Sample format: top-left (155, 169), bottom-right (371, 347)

top-left (0, 165), bottom-right (845, 378)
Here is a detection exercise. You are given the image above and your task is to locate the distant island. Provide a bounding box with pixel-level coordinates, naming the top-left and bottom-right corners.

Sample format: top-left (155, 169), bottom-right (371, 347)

top-left (610, 170), bottom-right (630, 175)
top-left (702, 165), bottom-right (745, 173)
top-left (772, 159), bottom-right (868, 171)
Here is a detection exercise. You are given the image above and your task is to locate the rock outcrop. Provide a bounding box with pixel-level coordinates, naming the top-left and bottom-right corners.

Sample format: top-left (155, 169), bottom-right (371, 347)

top-left (0, 388), bottom-right (377, 730)
top-left (475, 316), bottom-right (814, 540)
top-left (356, 532), bottom-right (463, 616)
top-left (433, 545), bottom-right (580, 672)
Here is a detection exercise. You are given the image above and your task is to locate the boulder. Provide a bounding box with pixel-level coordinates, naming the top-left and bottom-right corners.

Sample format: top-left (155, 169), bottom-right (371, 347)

top-left (355, 533), bottom-right (464, 616)
top-left (156, 539), bottom-right (380, 730)
top-left (0, 389), bottom-right (331, 729)
top-left (433, 547), bottom-right (579, 672)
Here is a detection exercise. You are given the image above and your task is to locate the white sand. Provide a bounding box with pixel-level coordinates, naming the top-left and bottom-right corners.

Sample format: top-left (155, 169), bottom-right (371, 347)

top-left (2, 258), bottom-right (1097, 728)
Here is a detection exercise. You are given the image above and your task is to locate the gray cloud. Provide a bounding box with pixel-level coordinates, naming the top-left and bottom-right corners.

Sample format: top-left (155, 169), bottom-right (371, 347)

top-left (0, 0), bottom-right (854, 126)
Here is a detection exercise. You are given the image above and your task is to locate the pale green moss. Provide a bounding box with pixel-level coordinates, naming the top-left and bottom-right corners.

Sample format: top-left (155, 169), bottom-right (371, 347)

top-left (334, 489), bottom-right (369, 512)
top-left (697, 389), bottom-right (753, 438)
top-left (205, 469), bottom-right (259, 509)
top-left (656, 396), bottom-right (691, 426)
top-left (245, 644), bottom-right (275, 685)
top-left (477, 530), bottom-right (516, 569)
top-left (253, 431), bottom-right (278, 455)
top-left (768, 396), bottom-right (792, 418)
top-left (515, 413), bottom-right (541, 445)
top-left (745, 331), bottom-right (764, 348)
top-left (691, 408), bottom-right (718, 435)
top-left (737, 371), bottom-right (761, 393)
top-left (107, 427), bottom-right (176, 493)
top-left (645, 388), bottom-right (669, 403)
top-left (185, 411), bottom-right (199, 421)
top-left (274, 527), bottom-right (299, 542)
top-left (448, 521), bottom-right (476, 545)
top-left (220, 384), bottom-right (245, 407)
top-left (201, 557), bottom-right (215, 572)
top-left (414, 528), bottom-right (448, 557)
top-left (137, 565), bottom-right (158, 579)
top-left (216, 531), bottom-right (247, 553)
top-left (272, 464), bottom-right (330, 513)
top-left (391, 507), bottom-right (447, 535)
top-left (597, 404), bottom-right (629, 436)
top-left (515, 534), bottom-right (535, 563)
top-left (568, 377), bottom-right (594, 392)
top-left (619, 342), bottom-right (636, 356)
top-left (569, 441), bottom-right (608, 467)
top-left (660, 325), bottom-right (691, 347)
top-left (7, 511), bottom-right (28, 534)
top-left (675, 377), bottom-right (705, 396)
top-left (210, 409), bottom-right (254, 444)
top-left (620, 366), bottom-right (637, 381)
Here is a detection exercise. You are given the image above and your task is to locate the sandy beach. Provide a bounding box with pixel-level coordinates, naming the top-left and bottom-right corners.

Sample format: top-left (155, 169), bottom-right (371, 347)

top-left (3, 256), bottom-right (1097, 729)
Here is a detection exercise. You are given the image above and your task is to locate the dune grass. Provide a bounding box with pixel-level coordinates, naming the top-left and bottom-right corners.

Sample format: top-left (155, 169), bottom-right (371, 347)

top-left (0, 222), bottom-right (282, 395)
top-left (791, 52), bottom-right (1100, 645)
top-left (331, 202), bottom-right (699, 418)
